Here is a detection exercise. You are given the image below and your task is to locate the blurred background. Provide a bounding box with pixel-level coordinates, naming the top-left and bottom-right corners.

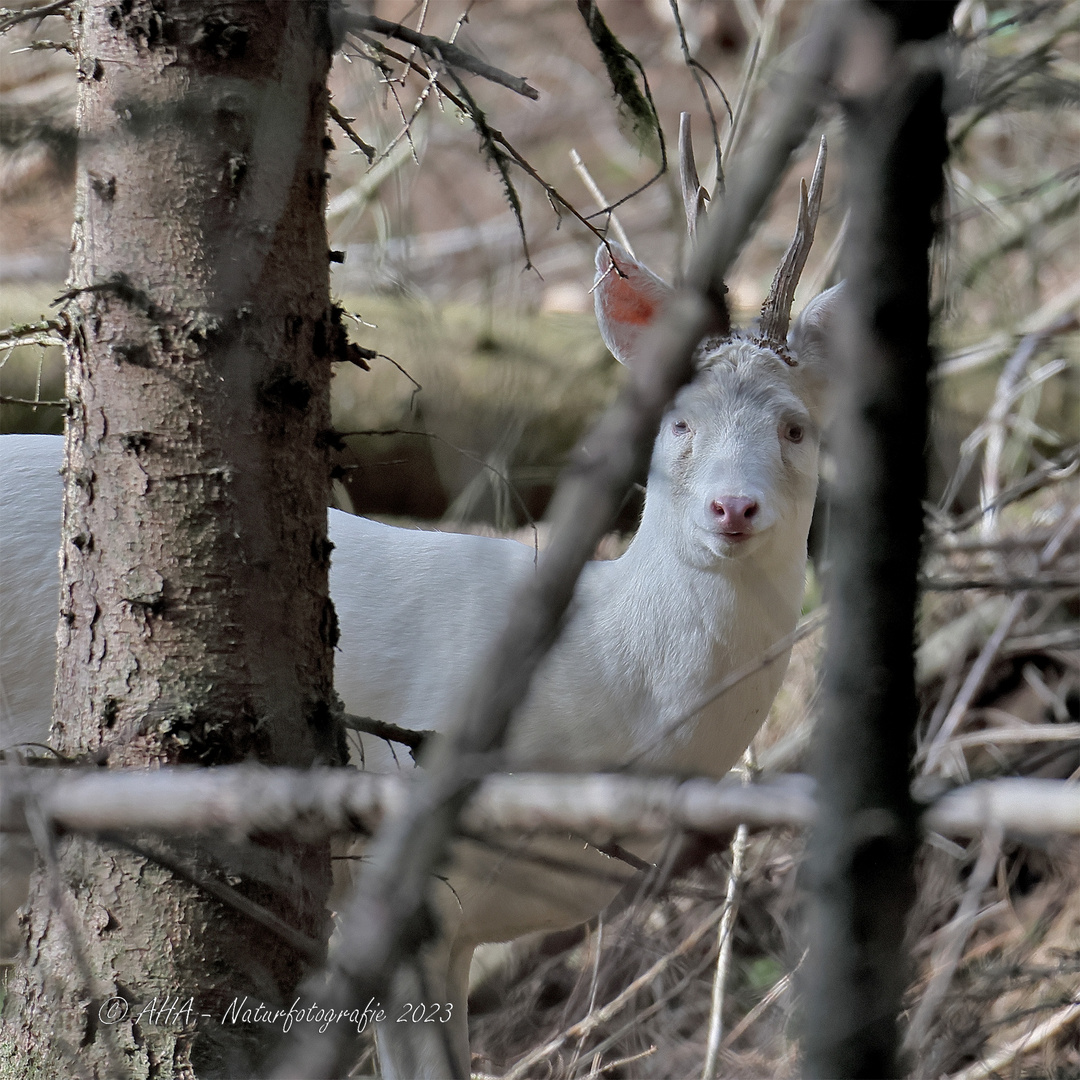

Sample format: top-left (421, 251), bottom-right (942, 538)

top-left (1, 1), bottom-right (1078, 1077)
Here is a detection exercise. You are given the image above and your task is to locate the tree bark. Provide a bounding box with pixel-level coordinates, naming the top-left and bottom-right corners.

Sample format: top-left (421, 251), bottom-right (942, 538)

top-left (0, 2), bottom-right (343, 1076)
top-left (803, 3), bottom-right (956, 1077)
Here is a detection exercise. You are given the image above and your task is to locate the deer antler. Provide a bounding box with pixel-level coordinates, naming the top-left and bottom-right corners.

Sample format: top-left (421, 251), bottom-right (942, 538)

top-left (757, 134), bottom-right (827, 351)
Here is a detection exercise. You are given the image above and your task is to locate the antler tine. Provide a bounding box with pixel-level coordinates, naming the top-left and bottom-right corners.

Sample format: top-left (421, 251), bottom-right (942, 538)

top-left (679, 112), bottom-right (710, 246)
top-left (758, 133), bottom-right (827, 348)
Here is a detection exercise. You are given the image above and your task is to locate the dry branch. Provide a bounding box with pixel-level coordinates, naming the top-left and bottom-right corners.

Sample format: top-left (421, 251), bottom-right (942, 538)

top-left (944, 999), bottom-right (1080, 1080)
top-left (904, 827), bottom-right (1003, 1052)
top-left (346, 32), bottom-right (609, 253)
top-left (336, 11), bottom-right (539, 100)
top-left (0, 0), bottom-right (71, 34)
top-left (3, 767), bottom-right (1077, 842)
top-left (0, 319), bottom-right (63, 345)
top-left (327, 102), bottom-right (375, 163)
top-left (570, 147), bottom-right (635, 255)
top-left (501, 900), bottom-right (738, 1080)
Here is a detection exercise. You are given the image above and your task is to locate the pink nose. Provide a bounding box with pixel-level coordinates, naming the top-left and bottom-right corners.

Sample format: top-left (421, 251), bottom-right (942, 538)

top-left (710, 496), bottom-right (759, 536)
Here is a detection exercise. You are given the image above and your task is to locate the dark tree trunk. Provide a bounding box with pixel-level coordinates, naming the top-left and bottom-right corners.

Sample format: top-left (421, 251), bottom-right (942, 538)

top-left (0, 2), bottom-right (344, 1076)
top-left (803, 3), bottom-right (956, 1078)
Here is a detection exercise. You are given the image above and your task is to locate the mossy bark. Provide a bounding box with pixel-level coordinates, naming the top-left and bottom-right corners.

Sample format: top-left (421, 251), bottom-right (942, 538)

top-left (0, 2), bottom-right (344, 1076)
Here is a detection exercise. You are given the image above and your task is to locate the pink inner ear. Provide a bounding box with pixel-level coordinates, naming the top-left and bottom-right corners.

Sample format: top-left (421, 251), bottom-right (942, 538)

top-left (594, 243), bottom-right (672, 366)
top-left (604, 271), bottom-right (658, 326)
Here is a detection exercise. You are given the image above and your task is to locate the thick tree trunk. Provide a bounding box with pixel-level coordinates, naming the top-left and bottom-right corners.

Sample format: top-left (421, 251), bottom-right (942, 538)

top-left (0, 2), bottom-right (343, 1076)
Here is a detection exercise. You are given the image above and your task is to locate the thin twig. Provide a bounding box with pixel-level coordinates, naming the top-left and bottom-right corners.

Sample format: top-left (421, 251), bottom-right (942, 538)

top-left (945, 445), bottom-right (1079, 533)
top-left (0, 319), bottom-right (63, 345)
top-left (904, 826), bottom-right (1003, 1052)
top-left (702, 748), bottom-right (757, 1076)
top-left (112, 836), bottom-right (324, 963)
top-left (337, 11), bottom-right (539, 100)
top-left (947, 723), bottom-right (1080, 749)
top-left (23, 800), bottom-right (128, 1079)
top-left (574, 0), bottom-right (670, 218)
top-left (722, 951), bottom-right (806, 1049)
top-left (922, 593), bottom-right (1028, 774)
top-left (624, 608), bottom-right (827, 768)
top-left (922, 509), bottom-right (1079, 772)
top-left (944, 998), bottom-right (1080, 1080)
top-left (327, 102), bottom-right (375, 163)
top-left (0, 395), bottom-right (68, 408)
top-left (502, 903), bottom-right (732, 1080)
top-left (669, 0), bottom-right (727, 194)
top-left (920, 574), bottom-right (1078, 591)
top-left (725, 0), bottom-right (790, 161)
top-left (570, 148), bottom-right (635, 256)
top-left (0, 0), bottom-right (71, 34)
top-left (348, 33), bottom-right (610, 251)
top-left (342, 713), bottom-right (435, 762)
top-left (701, 819), bottom-right (749, 1078)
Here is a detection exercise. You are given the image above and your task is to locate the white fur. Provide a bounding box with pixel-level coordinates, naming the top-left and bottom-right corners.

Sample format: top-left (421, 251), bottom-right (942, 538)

top-left (0, 265), bottom-right (840, 1077)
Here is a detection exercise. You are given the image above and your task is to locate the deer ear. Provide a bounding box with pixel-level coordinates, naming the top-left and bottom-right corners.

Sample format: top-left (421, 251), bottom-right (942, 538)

top-left (593, 242), bottom-right (673, 368)
top-left (788, 281), bottom-right (844, 422)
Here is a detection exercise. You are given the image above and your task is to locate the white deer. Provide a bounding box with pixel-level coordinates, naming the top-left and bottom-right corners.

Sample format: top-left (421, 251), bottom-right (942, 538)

top-left (1, 139), bottom-right (838, 1077)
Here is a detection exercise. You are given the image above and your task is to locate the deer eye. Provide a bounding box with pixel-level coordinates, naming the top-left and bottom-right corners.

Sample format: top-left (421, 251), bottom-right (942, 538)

top-left (672, 420), bottom-right (690, 435)
top-left (784, 422), bottom-right (804, 443)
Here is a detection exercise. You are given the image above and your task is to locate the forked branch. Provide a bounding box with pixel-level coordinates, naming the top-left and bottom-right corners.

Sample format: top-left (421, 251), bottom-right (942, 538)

top-left (337, 10), bottom-right (539, 100)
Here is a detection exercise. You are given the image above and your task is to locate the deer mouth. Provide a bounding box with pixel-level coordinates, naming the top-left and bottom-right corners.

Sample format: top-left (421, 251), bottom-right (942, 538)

top-left (700, 524), bottom-right (764, 559)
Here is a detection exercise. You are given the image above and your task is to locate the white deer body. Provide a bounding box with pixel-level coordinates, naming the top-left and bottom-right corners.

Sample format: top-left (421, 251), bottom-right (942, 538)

top-left (0, 235), bottom-right (839, 1076)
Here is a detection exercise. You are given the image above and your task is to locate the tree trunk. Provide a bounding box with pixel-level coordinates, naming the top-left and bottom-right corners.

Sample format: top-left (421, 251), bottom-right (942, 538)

top-left (0, 2), bottom-right (344, 1076)
top-left (803, 3), bottom-right (956, 1077)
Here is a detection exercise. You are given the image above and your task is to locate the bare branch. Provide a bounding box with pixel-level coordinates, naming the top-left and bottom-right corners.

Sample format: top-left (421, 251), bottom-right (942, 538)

top-left (669, 0), bottom-right (727, 193)
top-left (702, 780), bottom-right (750, 1077)
top-left (943, 999), bottom-right (1080, 1080)
top-left (0, 395), bottom-right (68, 408)
top-left (922, 511), bottom-right (1077, 772)
top-left (688, 7), bottom-right (842, 329)
top-left (113, 836), bottom-right (323, 963)
top-left (327, 102), bottom-right (375, 163)
top-left (903, 826), bottom-right (1003, 1053)
top-left (334, 426), bottom-right (538, 551)
top-left (6, 768), bottom-right (1074, 846)
top-left (0, 0), bottom-right (71, 34)
top-left (569, 147), bottom-right (635, 256)
top-left (574, 0), bottom-right (670, 217)
top-left (348, 32), bottom-right (610, 253)
top-left (337, 10), bottom-right (539, 100)
top-left (944, 444), bottom-right (1079, 533)
top-left (501, 899), bottom-right (730, 1080)
top-left (342, 713), bottom-right (434, 762)
top-left (0, 318), bottom-right (63, 345)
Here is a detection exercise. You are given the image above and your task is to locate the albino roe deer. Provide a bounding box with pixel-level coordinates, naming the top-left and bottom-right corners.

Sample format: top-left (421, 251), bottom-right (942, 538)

top-left (1, 140), bottom-right (838, 1076)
